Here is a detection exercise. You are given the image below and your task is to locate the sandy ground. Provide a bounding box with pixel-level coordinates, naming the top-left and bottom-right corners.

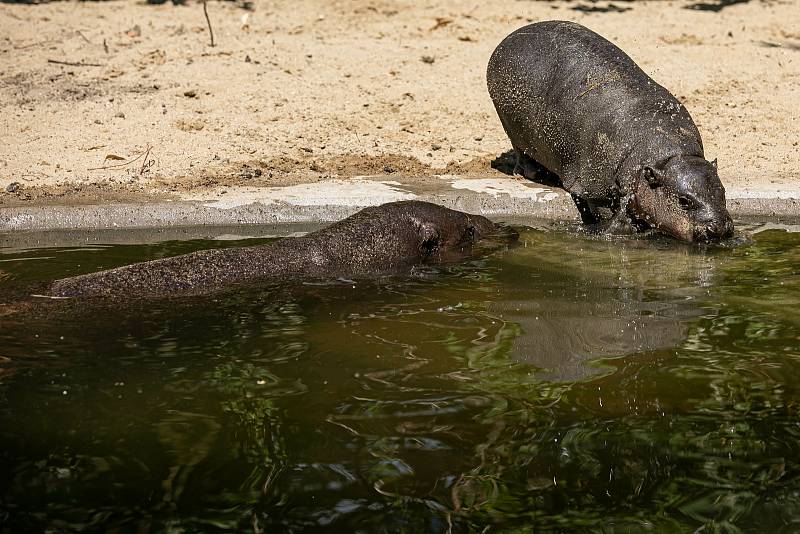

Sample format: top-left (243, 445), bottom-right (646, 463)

top-left (0, 0), bottom-right (798, 207)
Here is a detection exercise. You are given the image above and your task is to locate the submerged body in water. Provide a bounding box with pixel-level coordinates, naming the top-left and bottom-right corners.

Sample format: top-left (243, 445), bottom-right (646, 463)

top-left (48, 201), bottom-right (514, 298)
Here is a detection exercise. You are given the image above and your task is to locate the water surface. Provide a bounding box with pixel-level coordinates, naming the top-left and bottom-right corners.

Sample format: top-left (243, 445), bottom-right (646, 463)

top-left (1, 223), bottom-right (799, 532)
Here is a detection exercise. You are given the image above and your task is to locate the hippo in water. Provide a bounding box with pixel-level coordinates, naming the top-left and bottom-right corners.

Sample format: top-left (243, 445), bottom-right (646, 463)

top-left (487, 20), bottom-right (734, 242)
top-left (48, 201), bottom-right (514, 299)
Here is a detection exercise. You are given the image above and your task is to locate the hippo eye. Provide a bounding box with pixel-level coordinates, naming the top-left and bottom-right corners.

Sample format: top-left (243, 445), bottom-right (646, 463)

top-left (678, 196), bottom-right (697, 210)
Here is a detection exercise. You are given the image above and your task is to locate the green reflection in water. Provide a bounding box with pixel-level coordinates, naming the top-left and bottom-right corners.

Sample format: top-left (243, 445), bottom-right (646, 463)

top-left (1, 224), bottom-right (799, 532)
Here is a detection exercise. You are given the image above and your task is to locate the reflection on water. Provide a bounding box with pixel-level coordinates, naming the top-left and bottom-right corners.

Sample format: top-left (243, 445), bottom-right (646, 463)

top-left (491, 234), bottom-right (719, 381)
top-left (1, 223), bottom-right (799, 531)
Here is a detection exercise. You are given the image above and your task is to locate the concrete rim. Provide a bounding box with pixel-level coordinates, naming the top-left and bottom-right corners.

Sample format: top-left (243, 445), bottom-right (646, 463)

top-left (1, 175), bottom-right (798, 233)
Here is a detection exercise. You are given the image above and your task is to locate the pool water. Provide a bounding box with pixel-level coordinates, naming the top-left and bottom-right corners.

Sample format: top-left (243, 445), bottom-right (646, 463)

top-left (1, 222), bottom-right (799, 531)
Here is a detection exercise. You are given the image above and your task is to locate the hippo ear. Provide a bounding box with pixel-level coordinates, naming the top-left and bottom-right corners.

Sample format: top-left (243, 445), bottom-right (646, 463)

top-left (642, 166), bottom-right (662, 188)
top-left (711, 158), bottom-right (718, 170)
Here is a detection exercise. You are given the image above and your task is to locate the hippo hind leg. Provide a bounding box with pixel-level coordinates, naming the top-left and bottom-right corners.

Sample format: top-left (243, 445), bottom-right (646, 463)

top-left (513, 149), bottom-right (562, 188)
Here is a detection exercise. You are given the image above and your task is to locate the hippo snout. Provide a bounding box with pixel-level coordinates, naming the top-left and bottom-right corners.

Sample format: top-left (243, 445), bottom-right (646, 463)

top-left (469, 215), bottom-right (498, 239)
top-left (693, 213), bottom-right (734, 242)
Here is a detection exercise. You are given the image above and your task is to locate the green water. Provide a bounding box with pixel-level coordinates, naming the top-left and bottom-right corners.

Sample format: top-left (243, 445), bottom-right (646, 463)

top-left (1, 222), bottom-right (799, 532)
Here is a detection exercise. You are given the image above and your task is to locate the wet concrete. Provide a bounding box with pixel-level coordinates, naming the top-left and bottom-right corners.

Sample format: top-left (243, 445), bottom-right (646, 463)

top-left (0, 175), bottom-right (798, 235)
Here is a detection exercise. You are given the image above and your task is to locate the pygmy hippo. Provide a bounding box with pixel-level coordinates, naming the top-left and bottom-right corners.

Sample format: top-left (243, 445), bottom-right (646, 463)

top-left (48, 201), bottom-right (514, 298)
top-left (487, 20), bottom-right (734, 242)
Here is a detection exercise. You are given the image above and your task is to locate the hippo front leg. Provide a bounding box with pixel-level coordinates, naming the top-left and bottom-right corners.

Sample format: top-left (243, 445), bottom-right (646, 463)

top-left (603, 193), bottom-right (638, 235)
top-left (571, 194), bottom-right (600, 225)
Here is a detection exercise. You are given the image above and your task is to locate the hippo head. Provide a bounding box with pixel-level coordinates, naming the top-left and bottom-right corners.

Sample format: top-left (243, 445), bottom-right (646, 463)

top-left (404, 201), bottom-right (508, 261)
top-left (352, 201), bottom-right (513, 268)
top-left (631, 156), bottom-right (734, 242)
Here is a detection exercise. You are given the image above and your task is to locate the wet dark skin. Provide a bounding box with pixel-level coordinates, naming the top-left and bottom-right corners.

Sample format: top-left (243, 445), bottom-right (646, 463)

top-left (49, 201), bottom-right (512, 299)
top-left (487, 20), bottom-right (734, 242)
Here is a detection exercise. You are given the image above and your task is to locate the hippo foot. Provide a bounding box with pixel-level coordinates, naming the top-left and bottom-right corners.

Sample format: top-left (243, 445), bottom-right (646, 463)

top-left (602, 215), bottom-right (638, 236)
top-left (602, 194), bottom-right (638, 235)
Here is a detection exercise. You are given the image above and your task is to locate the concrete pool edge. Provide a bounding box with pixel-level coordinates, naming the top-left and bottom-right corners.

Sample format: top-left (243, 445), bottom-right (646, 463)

top-left (1, 176), bottom-right (799, 233)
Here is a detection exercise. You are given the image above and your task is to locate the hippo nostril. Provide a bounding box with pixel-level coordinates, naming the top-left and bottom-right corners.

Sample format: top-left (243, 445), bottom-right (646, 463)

top-left (695, 216), bottom-right (734, 241)
top-left (693, 228), bottom-right (709, 242)
top-left (722, 223), bottom-right (734, 238)
top-left (715, 216), bottom-right (735, 238)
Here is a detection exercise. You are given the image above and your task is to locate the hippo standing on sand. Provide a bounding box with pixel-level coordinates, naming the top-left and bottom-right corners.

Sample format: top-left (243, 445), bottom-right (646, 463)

top-left (48, 201), bottom-right (514, 298)
top-left (487, 20), bottom-right (734, 242)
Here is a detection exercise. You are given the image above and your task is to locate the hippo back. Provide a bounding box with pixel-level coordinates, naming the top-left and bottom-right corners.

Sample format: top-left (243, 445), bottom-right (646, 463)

top-left (487, 20), bottom-right (704, 199)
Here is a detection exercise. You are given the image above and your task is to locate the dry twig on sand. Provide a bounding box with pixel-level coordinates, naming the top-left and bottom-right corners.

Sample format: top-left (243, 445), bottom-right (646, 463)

top-left (14, 39), bottom-right (58, 50)
top-left (139, 145), bottom-right (155, 175)
top-left (88, 145), bottom-right (154, 174)
top-left (203, 0), bottom-right (216, 47)
top-left (47, 59), bottom-right (103, 67)
top-left (76, 30), bottom-right (92, 44)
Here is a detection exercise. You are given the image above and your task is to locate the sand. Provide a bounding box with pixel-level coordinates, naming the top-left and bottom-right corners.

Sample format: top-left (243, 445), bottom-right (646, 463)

top-left (0, 0), bottom-right (798, 207)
